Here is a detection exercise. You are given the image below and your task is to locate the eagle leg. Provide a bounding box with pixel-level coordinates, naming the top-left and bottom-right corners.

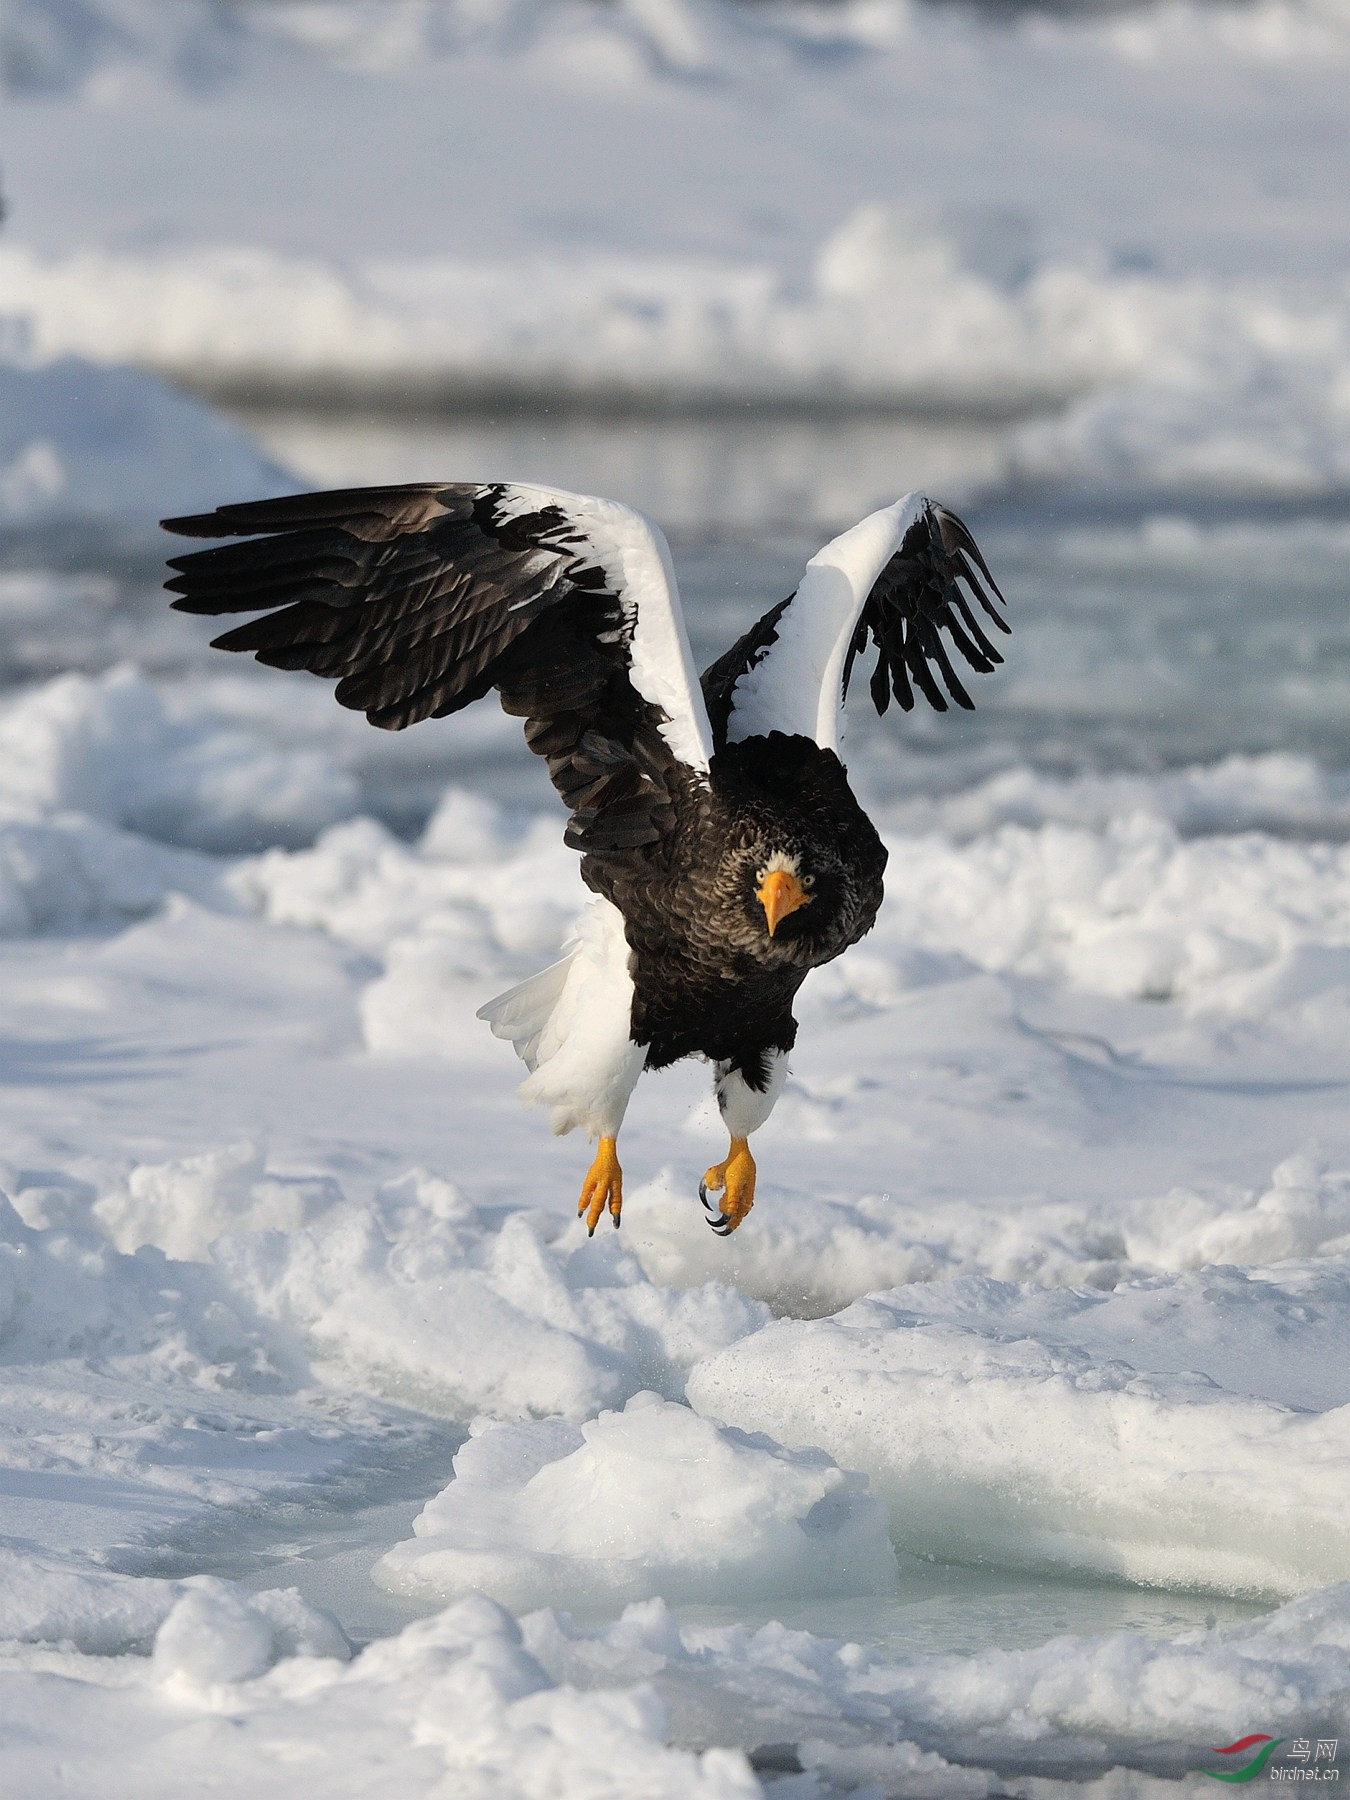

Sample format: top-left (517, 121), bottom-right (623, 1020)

top-left (699, 1137), bottom-right (756, 1237)
top-left (578, 1136), bottom-right (624, 1235)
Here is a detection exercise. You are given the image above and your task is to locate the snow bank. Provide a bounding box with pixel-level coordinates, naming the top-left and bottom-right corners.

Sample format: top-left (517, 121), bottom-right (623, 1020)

top-left (629, 1150), bottom-right (1350, 1317)
top-left (0, 665), bottom-right (364, 931)
top-left (0, 811), bottom-right (219, 933)
top-left (0, 353), bottom-right (293, 541)
top-left (686, 1258), bottom-right (1350, 1598)
top-left (881, 751), bottom-right (1350, 843)
top-left (8, 0), bottom-right (1350, 105)
top-left (0, 1185), bottom-right (297, 1386)
top-left (1009, 318), bottom-right (1350, 499)
top-left (8, 218), bottom-right (1350, 504)
top-left (525, 1582), bottom-right (1350, 1773)
top-left (5, 1577), bottom-right (1347, 1794)
top-left (0, 1183), bottom-right (440, 1594)
top-left (9, 231), bottom-right (1350, 503)
top-left (11, 0), bottom-right (1350, 501)
top-left (0, 1594), bottom-right (758, 1800)
top-left (233, 795), bottom-right (585, 1022)
top-left (373, 1392), bottom-right (895, 1613)
top-left (239, 783), bottom-right (1350, 1024)
top-left (31, 1148), bottom-right (766, 1421)
top-left (0, 1547), bottom-right (345, 1664)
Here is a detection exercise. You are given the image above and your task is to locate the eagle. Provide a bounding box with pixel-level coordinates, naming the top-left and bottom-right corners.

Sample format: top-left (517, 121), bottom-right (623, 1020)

top-left (162, 484), bottom-right (1008, 1236)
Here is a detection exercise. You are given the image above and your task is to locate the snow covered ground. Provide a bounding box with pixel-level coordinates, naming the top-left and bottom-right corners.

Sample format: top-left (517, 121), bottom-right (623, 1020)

top-left (4, 0), bottom-right (1350, 1792)
top-left (2, 622), bottom-right (1350, 1788)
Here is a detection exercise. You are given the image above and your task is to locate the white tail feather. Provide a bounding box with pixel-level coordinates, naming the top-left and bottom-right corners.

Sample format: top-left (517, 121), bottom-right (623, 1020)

top-left (477, 952), bottom-right (577, 1072)
top-left (476, 899), bottom-right (645, 1140)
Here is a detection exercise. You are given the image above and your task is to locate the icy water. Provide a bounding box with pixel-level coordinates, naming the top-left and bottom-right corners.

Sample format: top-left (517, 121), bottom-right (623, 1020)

top-left (178, 1464), bottom-right (1262, 1656)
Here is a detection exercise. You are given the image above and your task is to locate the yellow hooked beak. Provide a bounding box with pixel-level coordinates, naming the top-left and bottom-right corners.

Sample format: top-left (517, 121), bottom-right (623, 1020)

top-left (757, 869), bottom-right (812, 937)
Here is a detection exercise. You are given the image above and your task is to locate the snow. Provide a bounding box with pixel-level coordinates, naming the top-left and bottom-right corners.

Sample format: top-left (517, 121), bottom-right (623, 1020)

top-left (373, 1391), bottom-right (896, 1613)
top-left (0, 354), bottom-right (295, 546)
top-left (0, 1594), bottom-right (761, 1799)
top-left (8, 233), bottom-right (1350, 507)
top-left (4, 659), bottom-right (1350, 1784)
top-left (522, 1583), bottom-right (1350, 1772)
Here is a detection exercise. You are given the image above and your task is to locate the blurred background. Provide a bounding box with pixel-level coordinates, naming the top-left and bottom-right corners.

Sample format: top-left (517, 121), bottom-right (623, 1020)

top-left (3, 0), bottom-right (1350, 844)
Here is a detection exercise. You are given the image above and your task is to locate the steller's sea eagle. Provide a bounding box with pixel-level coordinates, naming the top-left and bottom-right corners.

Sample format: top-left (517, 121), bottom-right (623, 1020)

top-left (163, 485), bottom-right (1008, 1235)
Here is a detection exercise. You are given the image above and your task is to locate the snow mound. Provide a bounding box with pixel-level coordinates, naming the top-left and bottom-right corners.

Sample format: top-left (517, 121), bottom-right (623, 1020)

top-left (233, 800), bottom-right (584, 1013)
top-left (0, 353), bottom-right (294, 543)
top-left (0, 1187), bottom-right (439, 1580)
top-left (524, 1582), bottom-right (1350, 1774)
top-left (869, 813), bottom-right (1350, 1011)
top-left (687, 1259), bottom-right (1350, 1599)
top-left (0, 1186), bottom-right (296, 1384)
top-left (150, 1578), bottom-right (349, 1684)
top-left (373, 1391), bottom-right (895, 1613)
top-left (882, 751), bottom-right (1350, 843)
top-left (0, 811), bottom-right (220, 934)
top-left (7, 0), bottom-right (1350, 104)
top-left (239, 793), bottom-right (1350, 1019)
top-left (1006, 281), bottom-right (1350, 500)
top-left (0, 665), bottom-right (358, 854)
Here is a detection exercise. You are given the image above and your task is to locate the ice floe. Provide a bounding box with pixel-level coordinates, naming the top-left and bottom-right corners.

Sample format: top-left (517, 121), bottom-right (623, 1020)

top-left (524, 1580), bottom-right (1350, 1772)
top-left (686, 1259), bottom-right (1350, 1598)
top-left (373, 1392), bottom-right (895, 1613)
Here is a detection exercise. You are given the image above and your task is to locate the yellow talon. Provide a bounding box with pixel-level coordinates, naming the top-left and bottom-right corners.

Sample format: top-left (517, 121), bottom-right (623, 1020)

top-left (578, 1136), bottom-right (623, 1235)
top-left (700, 1136), bottom-right (757, 1236)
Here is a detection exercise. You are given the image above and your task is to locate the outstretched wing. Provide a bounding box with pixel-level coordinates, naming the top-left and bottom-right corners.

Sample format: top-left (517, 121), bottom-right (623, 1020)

top-left (702, 493), bottom-right (1008, 757)
top-left (163, 482), bottom-right (713, 853)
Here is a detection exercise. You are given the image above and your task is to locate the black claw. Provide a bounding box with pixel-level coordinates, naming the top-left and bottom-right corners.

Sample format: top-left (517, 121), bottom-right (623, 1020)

top-left (699, 1178), bottom-right (732, 1234)
top-left (612, 1212), bottom-right (621, 1230)
top-left (587, 1221), bottom-right (596, 1238)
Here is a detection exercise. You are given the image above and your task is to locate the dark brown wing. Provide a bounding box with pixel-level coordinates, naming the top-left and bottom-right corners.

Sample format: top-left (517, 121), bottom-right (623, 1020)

top-left (844, 500), bottom-right (1010, 715)
top-left (164, 482), bottom-right (713, 853)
